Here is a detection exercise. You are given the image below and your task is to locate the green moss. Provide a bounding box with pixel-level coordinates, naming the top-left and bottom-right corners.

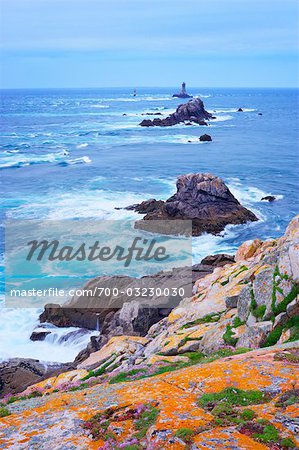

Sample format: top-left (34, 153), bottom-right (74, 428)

top-left (175, 427), bottom-right (194, 443)
top-left (262, 325), bottom-right (283, 347)
top-left (69, 383), bottom-right (89, 392)
top-left (180, 312), bottom-right (222, 330)
top-left (134, 404), bottom-right (159, 439)
top-left (253, 305), bottom-right (266, 319)
top-left (274, 284), bottom-right (299, 315)
top-left (233, 317), bottom-right (245, 328)
top-left (109, 369), bottom-right (147, 384)
top-left (223, 325), bottom-right (238, 347)
top-left (280, 438), bottom-right (297, 448)
top-left (0, 406), bottom-right (11, 418)
top-left (233, 265), bottom-right (249, 278)
top-left (198, 387), bottom-right (271, 410)
top-left (275, 389), bottom-right (299, 408)
top-left (221, 278), bottom-right (230, 286)
top-left (82, 358), bottom-right (116, 381)
top-left (253, 424), bottom-right (279, 443)
top-left (240, 409), bottom-right (256, 420)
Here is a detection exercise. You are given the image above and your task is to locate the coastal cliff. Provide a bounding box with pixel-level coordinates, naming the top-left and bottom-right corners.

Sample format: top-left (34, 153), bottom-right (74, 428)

top-left (0, 216), bottom-right (298, 449)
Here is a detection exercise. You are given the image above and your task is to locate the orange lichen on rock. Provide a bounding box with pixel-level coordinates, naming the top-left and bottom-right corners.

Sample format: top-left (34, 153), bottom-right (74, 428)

top-left (0, 346), bottom-right (298, 449)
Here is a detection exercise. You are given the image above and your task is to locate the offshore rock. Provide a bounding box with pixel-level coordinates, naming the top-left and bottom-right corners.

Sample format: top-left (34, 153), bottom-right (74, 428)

top-left (131, 173), bottom-right (258, 236)
top-left (140, 98), bottom-right (212, 127)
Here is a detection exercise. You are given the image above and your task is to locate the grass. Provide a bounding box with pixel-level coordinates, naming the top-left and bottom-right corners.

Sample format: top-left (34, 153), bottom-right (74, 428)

top-left (198, 387), bottom-right (271, 410)
top-left (233, 265), bottom-right (248, 278)
top-left (0, 405), bottom-right (11, 418)
top-left (275, 389), bottom-right (299, 408)
top-left (262, 325), bottom-right (283, 347)
top-left (175, 427), bottom-right (195, 443)
top-left (223, 325), bottom-right (238, 347)
top-left (232, 317), bottom-right (245, 328)
top-left (109, 369), bottom-right (147, 384)
top-left (108, 348), bottom-right (251, 385)
top-left (280, 438), bottom-right (297, 448)
top-left (253, 423), bottom-right (279, 443)
top-left (82, 358), bottom-right (115, 381)
top-left (180, 312), bottom-right (222, 330)
top-left (134, 404), bottom-right (159, 439)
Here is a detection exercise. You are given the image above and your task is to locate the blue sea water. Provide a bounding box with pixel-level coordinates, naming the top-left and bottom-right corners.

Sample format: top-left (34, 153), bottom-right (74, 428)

top-left (0, 87), bottom-right (298, 361)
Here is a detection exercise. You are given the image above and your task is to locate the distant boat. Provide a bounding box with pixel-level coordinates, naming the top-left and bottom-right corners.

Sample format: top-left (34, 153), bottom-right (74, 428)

top-left (133, 89), bottom-right (137, 97)
top-left (173, 82), bottom-right (193, 99)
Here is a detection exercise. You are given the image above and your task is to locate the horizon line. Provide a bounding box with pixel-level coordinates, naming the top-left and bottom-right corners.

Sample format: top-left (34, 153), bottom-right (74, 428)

top-left (1, 86), bottom-right (299, 91)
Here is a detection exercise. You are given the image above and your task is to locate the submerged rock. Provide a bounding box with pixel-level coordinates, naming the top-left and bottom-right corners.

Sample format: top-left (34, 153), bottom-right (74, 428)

top-left (130, 173), bottom-right (258, 236)
top-left (261, 195), bottom-right (276, 202)
top-left (140, 98), bottom-right (212, 127)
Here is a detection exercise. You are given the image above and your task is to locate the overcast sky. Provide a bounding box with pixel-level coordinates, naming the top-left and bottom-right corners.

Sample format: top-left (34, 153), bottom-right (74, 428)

top-left (0, 0), bottom-right (298, 88)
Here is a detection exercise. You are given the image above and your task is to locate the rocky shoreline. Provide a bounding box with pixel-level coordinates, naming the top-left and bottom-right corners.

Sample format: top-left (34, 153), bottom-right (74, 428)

top-left (0, 216), bottom-right (298, 449)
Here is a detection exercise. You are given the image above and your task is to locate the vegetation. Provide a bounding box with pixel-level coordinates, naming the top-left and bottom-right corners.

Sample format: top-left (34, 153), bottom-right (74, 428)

top-left (82, 402), bottom-right (159, 445)
top-left (82, 358), bottom-right (115, 381)
top-left (180, 312), bottom-right (222, 329)
top-left (198, 387), bottom-right (271, 410)
top-left (0, 406), bottom-right (11, 418)
top-left (223, 325), bottom-right (238, 346)
top-left (275, 389), bottom-right (299, 408)
top-left (134, 404), bottom-right (159, 439)
top-left (175, 427), bottom-right (195, 443)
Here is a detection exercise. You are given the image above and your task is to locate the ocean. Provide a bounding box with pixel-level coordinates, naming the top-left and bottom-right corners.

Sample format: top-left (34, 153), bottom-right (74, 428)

top-left (0, 87), bottom-right (298, 362)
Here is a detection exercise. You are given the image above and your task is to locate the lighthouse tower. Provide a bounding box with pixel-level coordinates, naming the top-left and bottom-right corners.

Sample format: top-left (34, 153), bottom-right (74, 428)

top-left (173, 82), bottom-right (193, 99)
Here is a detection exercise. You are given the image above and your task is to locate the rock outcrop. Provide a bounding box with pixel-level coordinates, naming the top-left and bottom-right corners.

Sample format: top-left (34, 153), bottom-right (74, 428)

top-left (0, 359), bottom-right (74, 397)
top-left (130, 173), bottom-right (258, 236)
top-left (1, 346), bottom-right (298, 449)
top-left (72, 215), bottom-right (298, 372)
top-left (199, 134), bottom-right (212, 142)
top-left (140, 98), bottom-right (212, 127)
top-left (40, 254), bottom-right (235, 364)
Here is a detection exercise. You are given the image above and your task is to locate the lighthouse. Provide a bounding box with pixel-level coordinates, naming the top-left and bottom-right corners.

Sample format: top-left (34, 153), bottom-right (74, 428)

top-left (173, 82), bottom-right (193, 99)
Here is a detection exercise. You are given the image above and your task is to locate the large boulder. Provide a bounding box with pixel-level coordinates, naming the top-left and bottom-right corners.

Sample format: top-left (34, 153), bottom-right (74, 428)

top-left (0, 359), bottom-right (73, 397)
top-left (131, 173), bottom-right (258, 236)
top-left (140, 98), bottom-right (212, 127)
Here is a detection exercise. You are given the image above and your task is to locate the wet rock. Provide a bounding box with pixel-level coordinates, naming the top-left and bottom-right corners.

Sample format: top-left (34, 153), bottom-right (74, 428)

top-left (0, 359), bottom-right (74, 397)
top-left (30, 329), bottom-right (51, 341)
top-left (133, 173), bottom-right (258, 236)
top-left (199, 134), bottom-right (212, 142)
top-left (237, 108), bottom-right (243, 112)
top-left (261, 196), bottom-right (276, 202)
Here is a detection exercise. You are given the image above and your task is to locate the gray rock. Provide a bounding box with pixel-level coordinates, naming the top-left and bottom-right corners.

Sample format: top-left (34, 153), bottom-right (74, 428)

top-left (253, 267), bottom-right (274, 318)
top-left (133, 173), bottom-right (258, 236)
top-left (237, 284), bottom-right (252, 322)
top-left (236, 321), bottom-right (273, 348)
top-left (225, 294), bottom-right (239, 309)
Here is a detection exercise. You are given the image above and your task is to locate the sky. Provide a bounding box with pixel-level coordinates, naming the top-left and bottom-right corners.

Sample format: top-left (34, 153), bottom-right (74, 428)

top-left (0, 0), bottom-right (298, 88)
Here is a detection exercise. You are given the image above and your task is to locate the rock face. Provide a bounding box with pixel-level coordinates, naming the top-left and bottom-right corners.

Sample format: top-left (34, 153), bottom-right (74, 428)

top-left (40, 254), bottom-right (235, 364)
top-left (69, 215), bottom-right (298, 373)
top-left (130, 173), bottom-right (258, 236)
top-left (0, 359), bottom-right (73, 397)
top-left (140, 98), bottom-right (212, 127)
